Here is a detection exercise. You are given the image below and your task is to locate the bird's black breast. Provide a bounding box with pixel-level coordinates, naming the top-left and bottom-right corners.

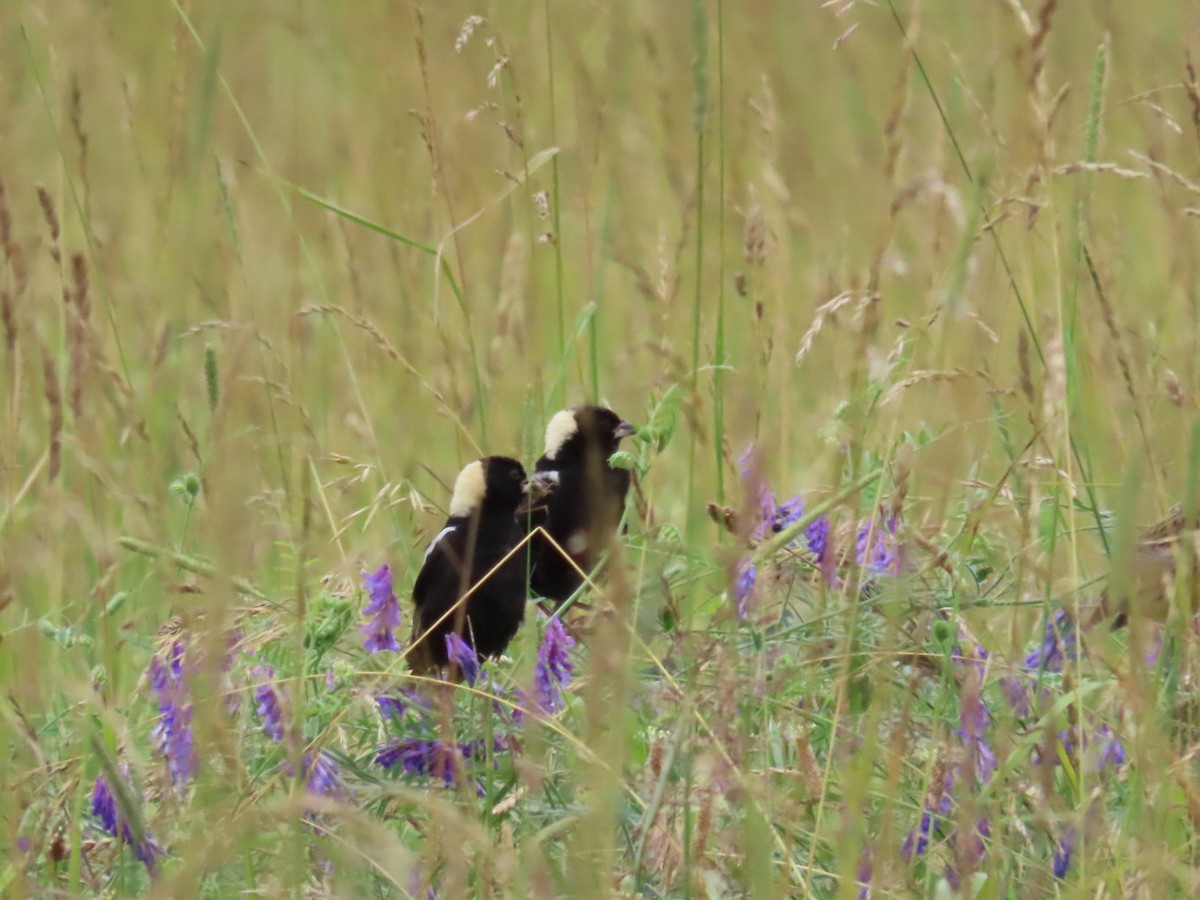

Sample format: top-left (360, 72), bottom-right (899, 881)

top-left (410, 511), bottom-right (527, 669)
top-left (528, 457), bottom-right (630, 602)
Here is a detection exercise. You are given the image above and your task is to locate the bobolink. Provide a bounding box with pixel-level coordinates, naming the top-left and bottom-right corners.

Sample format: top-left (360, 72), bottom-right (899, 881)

top-left (1092, 505), bottom-right (1198, 628)
top-left (410, 456), bottom-right (529, 673)
top-left (525, 406), bottom-right (636, 605)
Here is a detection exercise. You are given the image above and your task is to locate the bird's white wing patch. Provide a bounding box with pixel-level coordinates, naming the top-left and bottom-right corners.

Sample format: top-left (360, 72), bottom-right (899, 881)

top-left (566, 531), bottom-right (589, 555)
top-left (424, 526), bottom-right (456, 560)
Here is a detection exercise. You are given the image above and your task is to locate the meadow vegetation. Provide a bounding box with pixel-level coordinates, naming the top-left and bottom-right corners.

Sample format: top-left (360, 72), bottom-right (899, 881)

top-left (3, 0), bottom-right (1200, 895)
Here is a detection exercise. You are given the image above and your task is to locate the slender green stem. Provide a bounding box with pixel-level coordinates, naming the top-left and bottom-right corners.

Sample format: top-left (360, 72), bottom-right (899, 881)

top-left (712, 0), bottom-right (727, 506)
top-left (687, 0), bottom-right (709, 539)
top-left (545, 0), bottom-right (568, 408)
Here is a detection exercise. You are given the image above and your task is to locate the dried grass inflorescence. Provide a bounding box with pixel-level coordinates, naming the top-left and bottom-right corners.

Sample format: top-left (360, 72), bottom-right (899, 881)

top-left (794, 291), bottom-right (856, 365)
top-left (66, 253), bottom-right (92, 422)
top-left (488, 233), bottom-right (527, 374)
top-left (0, 177), bottom-right (17, 352)
top-left (36, 185), bottom-right (60, 265)
top-left (41, 345), bottom-right (63, 481)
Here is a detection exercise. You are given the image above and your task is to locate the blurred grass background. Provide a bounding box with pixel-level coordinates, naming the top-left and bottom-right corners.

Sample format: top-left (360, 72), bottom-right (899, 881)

top-left (4, 0), bottom-right (1200, 895)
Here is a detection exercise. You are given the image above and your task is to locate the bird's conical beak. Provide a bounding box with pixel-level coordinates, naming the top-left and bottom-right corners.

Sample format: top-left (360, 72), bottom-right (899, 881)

top-left (614, 421), bottom-right (637, 440)
top-left (527, 471), bottom-right (558, 501)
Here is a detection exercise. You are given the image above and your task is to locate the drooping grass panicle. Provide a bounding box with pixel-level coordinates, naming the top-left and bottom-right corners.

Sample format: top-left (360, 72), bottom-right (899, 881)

top-left (35, 184), bottom-right (60, 264)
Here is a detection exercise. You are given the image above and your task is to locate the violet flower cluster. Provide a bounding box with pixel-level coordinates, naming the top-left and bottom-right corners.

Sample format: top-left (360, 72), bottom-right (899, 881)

top-left (897, 644), bottom-right (995, 891)
top-left (890, 617), bottom-right (1126, 889)
top-left (303, 750), bottom-right (344, 800)
top-left (147, 641), bottom-right (196, 787)
top-left (362, 564), bottom-right (402, 654)
top-left (253, 667), bottom-right (344, 800)
top-left (856, 514), bottom-right (901, 576)
top-left (1023, 609), bottom-right (1078, 674)
top-left (734, 480), bottom-right (832, 618)
top-left (375, 738), bottom-right (486, 785)
top-left (445, 632), bottom-right (481, 685)
top-left (1053, 827), bottom-right (1076, 879)
top-left (90, 770), bottom-right (163, 873)
top-left (374, 618), bottom-right (578, 791)
top-left (732, 445), bottom-right (901, 618)
top-left (253, 667), bottom-right (288, 744)
top-left (376, 695), bottom-right (407, 721)
top-left (533, 616), bottom-right (575, 714)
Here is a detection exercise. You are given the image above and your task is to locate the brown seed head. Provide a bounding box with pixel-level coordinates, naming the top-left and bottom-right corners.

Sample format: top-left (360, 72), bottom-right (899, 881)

top-left (36, 185), bottom-right (60, 263)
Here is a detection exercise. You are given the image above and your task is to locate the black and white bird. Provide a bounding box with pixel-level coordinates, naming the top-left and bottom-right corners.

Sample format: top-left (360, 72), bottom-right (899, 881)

top-left (525, 406), bottom-right (636, 605)
top-left (409, 456), bottom-right (529, 673)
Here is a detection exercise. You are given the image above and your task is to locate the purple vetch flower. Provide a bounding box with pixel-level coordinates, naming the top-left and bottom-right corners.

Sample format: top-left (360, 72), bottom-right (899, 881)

top-left (534, 616), bottom-right (576, 714)
top-left (508, 688), bottom-right (530, 726)
top-left (1024, 610), bottom-right (1077, 673)
top-left (734, 560), bottom-right (757, 620)
top-left (902, 769), bottom-right (954, 859)
top-left (445, 632), bottom-right (481, 686)
top-left (999, 674), bottom-right (1032, 718)
top-left (856, 514), bottom-right (900, 575)
top-left (901, 808), bottom-right (934, 860)
top-left (90, 772), bottom-right (163, 872)
top-left (805, 515), bottom-right (831, 567)
top-left (956, 676), bottom-right (997, 786)
top-left (407, 867), bottom-right (444, 900)
top-left (856, 847), bottom-right (874, 899)
top-left (1096, 725), bottom-right (1126, 770)
top-left (737, 444), bottom-right (760, 479)
top-left (764, 496), bottom-right (836, 571)
top-left (362, 564), bottom-right (402, 654)
top-left (376, 695), bottom-right (406, 721)
top-left (772, 496), bottom-right (806, 534)
top-left (1053, 723), bottom-right (1127, 773)
top-left (732, 490), bottom-right (837, 615)
top-left (1143, 630), bottom-right (1164, 668)
top-left (751, 493), bottom-right (830, 557)
top-left (305, 750), bottom-right (344, 799)
top-left (1003, 611), bottom-right (1083, 725)
top-left (1053, 826), bottom-right (1075, 878)
top-left (376, 739), bottom-right (470, 785)
top-left (946, 819), bottom-right (990, 891)
top-left (16, 837), bottom-right (29, 853)
top-left (147, 642), bottom-right (196, 786)
top-left (253, 669), bottom-right (286, 743)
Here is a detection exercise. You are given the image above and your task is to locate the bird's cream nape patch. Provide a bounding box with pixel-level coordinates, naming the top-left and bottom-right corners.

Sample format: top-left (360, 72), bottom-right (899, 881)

top-left (449, 460), bottom-right (487, 517)
top-left (543, 409), bottom-right (579, 460)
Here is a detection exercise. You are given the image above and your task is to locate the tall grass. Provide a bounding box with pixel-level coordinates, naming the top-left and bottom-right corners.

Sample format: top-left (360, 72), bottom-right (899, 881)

top-left (3, 0), bottom-right (1200, 895)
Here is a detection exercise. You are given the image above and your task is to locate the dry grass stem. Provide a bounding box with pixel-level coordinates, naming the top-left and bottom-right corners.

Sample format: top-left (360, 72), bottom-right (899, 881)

top-left (794, 292), bottom-right (856, 364)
